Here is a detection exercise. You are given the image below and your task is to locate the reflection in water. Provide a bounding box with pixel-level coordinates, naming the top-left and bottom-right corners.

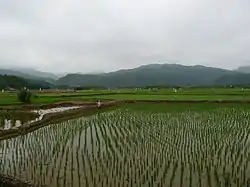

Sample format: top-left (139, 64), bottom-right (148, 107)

top-left (4, 119), bottom-right (13, 130)
top-left (2, 119), bottom-right (26, 130)
top-left (15, 120), bottom-right (22, 128)
top-left (2, 109), bottom-right (250, 187)
top-left (1, 119), bottom-right (29, 130)
top-left (0, 106), bottom-right (82, 131)
top-left (32, 106), bottom-right (81, 117)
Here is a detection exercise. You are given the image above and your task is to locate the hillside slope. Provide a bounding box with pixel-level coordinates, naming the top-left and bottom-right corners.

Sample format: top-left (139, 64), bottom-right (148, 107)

top-left (56, 64), bottom-right (237, 87)
top-left (215, 73), bottom-right (250, 85)
top-left (0, 75), bottom-right (27, 89)
top-left (0, 69), bottom-right (56, 83)
top-left (0, 75), bottom-right (54, 90)
top-left (236, 66), bottom-right (250, 73)
top-left (13, 68), bottom-right (58, 80)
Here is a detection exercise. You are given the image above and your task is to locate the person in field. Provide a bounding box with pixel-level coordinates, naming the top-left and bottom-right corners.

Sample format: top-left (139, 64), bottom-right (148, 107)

top-left (97, 100), bottom-right (101, 108)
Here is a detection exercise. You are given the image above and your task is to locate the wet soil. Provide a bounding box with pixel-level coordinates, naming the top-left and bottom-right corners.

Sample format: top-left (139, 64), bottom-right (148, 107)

top-left (0, 174), bottom-right (35, 187)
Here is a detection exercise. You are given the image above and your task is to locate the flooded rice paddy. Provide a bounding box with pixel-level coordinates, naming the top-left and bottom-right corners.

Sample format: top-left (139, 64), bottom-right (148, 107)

top-left (1, 108), bottom-right (250, 186)
top-left (0, 106), bottom-right (82, 130)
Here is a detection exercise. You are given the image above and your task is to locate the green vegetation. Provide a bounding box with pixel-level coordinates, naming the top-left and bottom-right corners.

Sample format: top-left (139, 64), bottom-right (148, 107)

top-left (120, 102), bottom-right (250, 113)
top-left (0, 87), bottom-right (250, 106)
top-left (2, 64), bottom-right (250, 186)
top-left (216, 73), bottom-right (250, 85)
top-left (1, 104), bottom-right (250, 186)
top-left (17, 89), bottom-right (32, 103)
top-left (0, 75), bottom-right (27, 90)
top-left (0, 74), bottom-right (53, 90)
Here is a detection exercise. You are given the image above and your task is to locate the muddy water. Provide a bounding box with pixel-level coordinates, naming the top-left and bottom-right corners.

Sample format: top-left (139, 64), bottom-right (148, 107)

top-left (1, 109), bottom-right (250, 186)
top-left (0, 106), bottom-right (82, 131)
top-left (1, 120), bottom-right (22, 130)
top-left (32, 106), bottom-right (82, 117)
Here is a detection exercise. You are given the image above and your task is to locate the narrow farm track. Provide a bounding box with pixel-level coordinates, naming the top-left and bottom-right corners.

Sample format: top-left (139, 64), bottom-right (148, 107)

top-left (1, 108), bottom-right (250, 186)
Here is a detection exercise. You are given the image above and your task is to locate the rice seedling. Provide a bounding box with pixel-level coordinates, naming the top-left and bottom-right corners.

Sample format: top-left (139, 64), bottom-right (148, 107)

top-left (1, 106), bottom-right (250, 186)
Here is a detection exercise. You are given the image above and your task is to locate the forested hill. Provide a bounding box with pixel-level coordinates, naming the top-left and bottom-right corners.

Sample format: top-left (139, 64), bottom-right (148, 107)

top-left (2, 64), bottom-right (250, 89)
top-left (0, 75), bottom-right (53, 90)
top-left (0, 69), bottom-right (56, 83)
top-left (57, 64), bottom-right (249, 88)
top-left (215, 73), bottom-right (250, 86)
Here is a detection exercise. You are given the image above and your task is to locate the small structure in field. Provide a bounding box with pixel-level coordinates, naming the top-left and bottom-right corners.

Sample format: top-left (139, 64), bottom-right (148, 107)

top-left (173, 88), bottom-right (178, 93)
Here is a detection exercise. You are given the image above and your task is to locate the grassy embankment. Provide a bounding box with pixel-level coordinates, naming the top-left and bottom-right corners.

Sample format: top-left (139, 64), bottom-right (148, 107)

top-left (120, 102), bottom-right (250, 113)
top-left (1, 88), bottom-right (250, 106)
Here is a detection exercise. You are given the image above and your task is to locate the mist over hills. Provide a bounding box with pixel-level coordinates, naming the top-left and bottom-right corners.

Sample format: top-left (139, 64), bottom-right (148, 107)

top-left (1, 63), bottom-right (250, 89)
top-left (13, 68), bottom-right (59, 80)
top-left (56, 64), bottom-right (250, 88)
top-left (236, 65), bottom-right (250, 74)
top-left (0, 68), bottom-right (57, 82)
top-left (0, 68), bottom-right (56, 89)
top-left (0, 75), bottom-right (53, 90)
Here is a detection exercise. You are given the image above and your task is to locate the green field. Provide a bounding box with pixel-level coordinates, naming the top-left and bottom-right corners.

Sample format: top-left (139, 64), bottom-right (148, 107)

top-left (1, 88), bottom-right (250, 186)
top-left (1, 88), bottom-right (250, 105)
top-left (1, 103), bottom-right (250, 187)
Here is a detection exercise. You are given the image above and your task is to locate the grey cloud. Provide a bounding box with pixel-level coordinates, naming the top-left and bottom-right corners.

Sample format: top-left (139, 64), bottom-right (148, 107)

top-left (0, 0), bottom-right (250, 73)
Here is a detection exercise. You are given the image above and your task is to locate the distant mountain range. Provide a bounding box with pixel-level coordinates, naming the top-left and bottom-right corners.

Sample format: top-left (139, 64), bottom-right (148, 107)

top-left (0, 68), bottom-right (57, 82)
top-left (0, 68), bottom-right (57, 89)
top-left (236, 65), bottom-right (250, 73)
top-left (13, 68), bottom-right (59, 80)
top-left (1, 64), bottom-right (250, 89)
top-left (0, 75), bottom-right (53, 90)
top-left (56, 64), bottom-right (250, 88)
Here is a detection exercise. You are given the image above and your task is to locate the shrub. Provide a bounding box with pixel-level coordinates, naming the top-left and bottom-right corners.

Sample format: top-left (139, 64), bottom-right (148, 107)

top-left (17, 89), bottom-right (32, 103)
top-left (33, 94), bottom-right (38, 98)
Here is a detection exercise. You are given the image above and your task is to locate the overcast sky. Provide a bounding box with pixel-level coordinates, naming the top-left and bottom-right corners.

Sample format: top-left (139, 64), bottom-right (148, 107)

top-left (0, 0), bottom-right (250, 73)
